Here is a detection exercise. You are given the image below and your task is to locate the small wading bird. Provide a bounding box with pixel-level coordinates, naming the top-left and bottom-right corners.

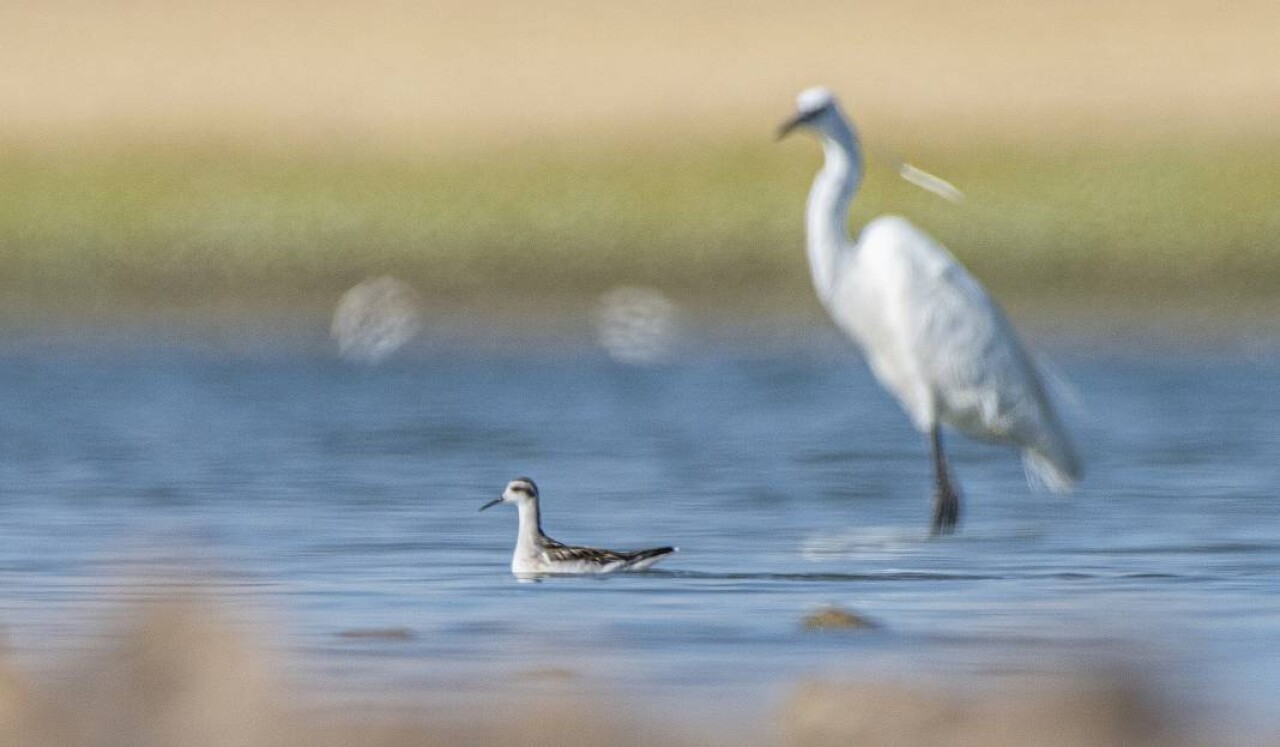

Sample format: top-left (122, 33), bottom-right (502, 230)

top-left (777, 88), bottom-right (1081, 535)
top-left (480, 478), bottom-right (676, 575)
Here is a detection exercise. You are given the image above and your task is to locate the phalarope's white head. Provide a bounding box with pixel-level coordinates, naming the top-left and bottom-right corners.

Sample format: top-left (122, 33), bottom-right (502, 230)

top-left (480, 477), bottom-right (675, 576)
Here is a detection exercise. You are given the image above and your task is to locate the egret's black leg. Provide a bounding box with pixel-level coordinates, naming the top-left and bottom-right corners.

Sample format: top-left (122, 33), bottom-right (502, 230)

top-left (930, 425), bottom-right (962, 535)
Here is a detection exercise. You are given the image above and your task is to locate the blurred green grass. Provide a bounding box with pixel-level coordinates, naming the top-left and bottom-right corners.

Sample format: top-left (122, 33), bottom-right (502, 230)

top-left (1, 137), bottom-right (1277, 319)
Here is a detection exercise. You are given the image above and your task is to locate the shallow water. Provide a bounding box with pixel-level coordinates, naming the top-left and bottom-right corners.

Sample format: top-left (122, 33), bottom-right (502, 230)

top-left (0, 326), bottom-right (1278, 730)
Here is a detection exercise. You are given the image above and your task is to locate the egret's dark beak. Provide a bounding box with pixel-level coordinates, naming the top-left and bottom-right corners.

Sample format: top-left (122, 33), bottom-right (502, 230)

top-left (776, 113), bottom-right (806, 141)
top-left (479, 497), bottom-right (503, 512)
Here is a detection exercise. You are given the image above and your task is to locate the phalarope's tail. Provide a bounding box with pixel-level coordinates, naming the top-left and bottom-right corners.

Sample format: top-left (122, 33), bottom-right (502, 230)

top-left (622, 546), bottom-right (676, 570)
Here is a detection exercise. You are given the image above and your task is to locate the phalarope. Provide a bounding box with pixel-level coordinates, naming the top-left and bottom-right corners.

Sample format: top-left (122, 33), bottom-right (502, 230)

top-left (480, 477), bottom-right (675, 575)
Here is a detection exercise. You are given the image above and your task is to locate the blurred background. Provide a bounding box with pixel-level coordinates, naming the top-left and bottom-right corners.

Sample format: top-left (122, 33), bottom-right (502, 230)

top-left (1, 2), bottom-right (1279, 746)
top-left (2, 0), bottom-right (1278, 324)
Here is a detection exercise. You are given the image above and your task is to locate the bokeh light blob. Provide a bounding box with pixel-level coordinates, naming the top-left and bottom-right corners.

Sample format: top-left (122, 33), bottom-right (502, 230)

top-left (331, 276), bottom-right (423, 364)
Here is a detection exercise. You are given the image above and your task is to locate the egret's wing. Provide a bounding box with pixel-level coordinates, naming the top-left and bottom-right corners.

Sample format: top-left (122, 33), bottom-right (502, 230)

top-left (1032, 351), bottom-right (1084, 414)
top-left (843, 217), bottom-right (1081, 490)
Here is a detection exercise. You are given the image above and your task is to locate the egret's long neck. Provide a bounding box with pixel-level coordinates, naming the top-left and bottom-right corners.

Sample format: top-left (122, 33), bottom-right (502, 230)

top-left (805, 118), bottom-right (863, 302)
top-left (515, 497), bottom-right (544, 547)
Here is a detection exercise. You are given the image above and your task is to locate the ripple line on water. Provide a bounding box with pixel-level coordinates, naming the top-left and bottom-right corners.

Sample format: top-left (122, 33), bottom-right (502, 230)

top-left (641, 570), bottom-right (1003, 582)
top-left (1072, 542), bottom-right (1280, 556)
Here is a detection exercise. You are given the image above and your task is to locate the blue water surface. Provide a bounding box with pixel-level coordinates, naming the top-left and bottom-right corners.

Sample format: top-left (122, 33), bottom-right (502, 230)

top-left (0, 324), bottom-right (1277, 729)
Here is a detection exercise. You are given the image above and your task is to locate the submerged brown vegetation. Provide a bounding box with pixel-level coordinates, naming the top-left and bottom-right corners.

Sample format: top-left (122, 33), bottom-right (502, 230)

top-left (0, 596), bottom-right (1266, 747)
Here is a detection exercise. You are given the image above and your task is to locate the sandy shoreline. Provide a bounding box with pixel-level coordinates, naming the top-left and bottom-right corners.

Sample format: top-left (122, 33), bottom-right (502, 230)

top-left (3, 1), bottom-right (1278, 145)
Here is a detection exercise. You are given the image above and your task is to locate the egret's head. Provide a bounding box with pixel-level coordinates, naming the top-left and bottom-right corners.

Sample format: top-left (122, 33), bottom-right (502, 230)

top-left (777, 87), bottom-right (842, 140)
top-left (480, 477), bottom-right (539, 511)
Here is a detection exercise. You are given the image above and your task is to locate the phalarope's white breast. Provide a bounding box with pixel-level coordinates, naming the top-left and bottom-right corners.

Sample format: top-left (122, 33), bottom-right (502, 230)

top-left (480, 477), bottom-right (675, 576)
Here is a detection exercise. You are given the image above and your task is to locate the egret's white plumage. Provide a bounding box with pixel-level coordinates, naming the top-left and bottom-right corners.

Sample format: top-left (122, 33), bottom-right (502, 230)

top-left (778, 88), bottom-right (1081, 533)
top-left (480, 478), bottom-right (675, 576)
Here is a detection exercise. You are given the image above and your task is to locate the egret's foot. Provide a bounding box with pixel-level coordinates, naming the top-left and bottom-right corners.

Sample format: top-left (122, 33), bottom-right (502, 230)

top-left (930, 483), bottom-right (961, 536)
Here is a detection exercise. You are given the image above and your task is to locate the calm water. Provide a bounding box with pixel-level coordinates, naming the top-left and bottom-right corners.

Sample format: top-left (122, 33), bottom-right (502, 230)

top-left (0, 325), bottom-right (1278, 727)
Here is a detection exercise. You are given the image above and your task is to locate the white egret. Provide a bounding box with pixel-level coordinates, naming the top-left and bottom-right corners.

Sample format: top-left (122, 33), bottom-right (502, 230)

top-left (777, 87), bottom-right (1081, 534)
